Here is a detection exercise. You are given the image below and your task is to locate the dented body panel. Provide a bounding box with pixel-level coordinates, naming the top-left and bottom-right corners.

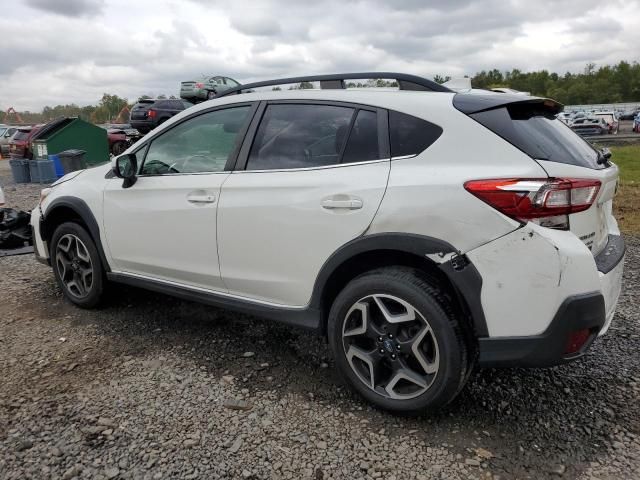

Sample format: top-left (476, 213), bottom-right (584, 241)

top-left (467, 223), bottom-right (623, 337)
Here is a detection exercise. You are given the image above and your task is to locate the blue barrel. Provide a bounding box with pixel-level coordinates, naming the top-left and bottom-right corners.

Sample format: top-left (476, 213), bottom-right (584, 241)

top-left (49, 154), bottom-right (64, 178)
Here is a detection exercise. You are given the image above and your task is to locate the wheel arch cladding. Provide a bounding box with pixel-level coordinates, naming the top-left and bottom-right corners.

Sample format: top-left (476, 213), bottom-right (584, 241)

top-left (42, 196), bottom-right (111, 272)
top-left (311, 233), bottom-right (487, 337)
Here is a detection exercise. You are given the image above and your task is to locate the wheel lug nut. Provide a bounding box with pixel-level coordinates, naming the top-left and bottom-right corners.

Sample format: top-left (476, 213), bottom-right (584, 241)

top-left (377, 336), bottom-right (383, 342)
top-left (379, 349), bottom-right (385, 355)
top-left (391, 354), bottom-right (396, 359)
top-left (388, 334), bottom-right (393, 339)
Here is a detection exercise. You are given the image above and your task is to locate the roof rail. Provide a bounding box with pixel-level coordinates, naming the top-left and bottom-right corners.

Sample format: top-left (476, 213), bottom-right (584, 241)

top-left (214, 72), bottom-right (452, 98)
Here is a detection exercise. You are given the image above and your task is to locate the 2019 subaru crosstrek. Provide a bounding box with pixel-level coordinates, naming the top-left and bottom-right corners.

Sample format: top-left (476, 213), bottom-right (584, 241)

top-left (31, 73), bottom-right (625, 414)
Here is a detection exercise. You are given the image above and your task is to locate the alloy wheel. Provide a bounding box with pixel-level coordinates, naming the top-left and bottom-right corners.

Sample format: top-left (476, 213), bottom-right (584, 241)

top-left (342, 294), bottom-right (440, 400)
top-left (55, 234), bottom-right (94, 299)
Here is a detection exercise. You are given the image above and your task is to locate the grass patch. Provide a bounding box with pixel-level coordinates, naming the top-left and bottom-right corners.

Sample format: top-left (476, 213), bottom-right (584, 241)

top-left (610, 145), bottom-right (640, 235)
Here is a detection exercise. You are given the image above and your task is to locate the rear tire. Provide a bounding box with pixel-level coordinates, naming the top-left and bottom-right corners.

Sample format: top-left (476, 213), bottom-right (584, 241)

top-left (51, 222), bottom-right (104, 309)
top-left (328, 267), bottom-right (471, 414)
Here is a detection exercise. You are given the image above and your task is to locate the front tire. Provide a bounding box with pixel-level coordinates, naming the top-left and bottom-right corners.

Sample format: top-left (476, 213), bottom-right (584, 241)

top-left (51, 222), bottom-right (104, 308)
top-left (328, 267), bottom-right (471, 414)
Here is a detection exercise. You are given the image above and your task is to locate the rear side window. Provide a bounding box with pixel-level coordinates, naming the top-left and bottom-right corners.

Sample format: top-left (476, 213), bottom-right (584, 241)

top-left (389, 111), bottom-right (443, 158)
top-left (471, 105), bottom-right (601, 169)
top-left (342, 110), bottom-right (380, 163)
top-left (247, 104), bottom-right (355, 170)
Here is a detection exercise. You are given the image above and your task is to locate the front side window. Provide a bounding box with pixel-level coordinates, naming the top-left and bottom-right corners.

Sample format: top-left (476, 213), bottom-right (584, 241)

top-left (246, 104), bottom-right (355, 170)
top-left (141, 106), bottom-right (251, 175)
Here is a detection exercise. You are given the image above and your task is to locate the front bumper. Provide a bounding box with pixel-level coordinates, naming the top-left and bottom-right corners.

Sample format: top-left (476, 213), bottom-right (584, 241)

top-left (477, 234), bottom-right (625, 367)
top-left (30, 206), bottom-right (50, 265)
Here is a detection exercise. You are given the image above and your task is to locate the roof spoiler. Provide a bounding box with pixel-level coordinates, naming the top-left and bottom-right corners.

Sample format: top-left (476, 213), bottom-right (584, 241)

top-left (453, 93), bottom-right (563, 115)
top-left (214, 72), bottom-right (452, 98)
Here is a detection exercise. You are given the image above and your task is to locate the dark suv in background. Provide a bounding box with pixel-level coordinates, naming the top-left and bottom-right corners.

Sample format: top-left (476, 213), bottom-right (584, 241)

top-left (129, 99), bottom-right (193, 134)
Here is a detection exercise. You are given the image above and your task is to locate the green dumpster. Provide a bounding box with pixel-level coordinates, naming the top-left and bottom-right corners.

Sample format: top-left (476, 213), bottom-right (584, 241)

top-left (31, 117), bottom-right (109, 166)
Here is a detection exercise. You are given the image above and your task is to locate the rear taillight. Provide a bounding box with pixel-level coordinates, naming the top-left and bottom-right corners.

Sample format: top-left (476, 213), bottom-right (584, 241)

top-left (464, 178), bottom-right (601, 229)
top-left (195, 82), bottom-right (204, 88)
top-left (147, 109), bottom-right (157, 119)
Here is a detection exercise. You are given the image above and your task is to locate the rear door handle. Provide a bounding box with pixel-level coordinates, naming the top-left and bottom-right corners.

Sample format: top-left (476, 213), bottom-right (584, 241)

top-left (321, 196), bottom-right (363, 210)
top-left (187, 192), bottom-right (216, 204)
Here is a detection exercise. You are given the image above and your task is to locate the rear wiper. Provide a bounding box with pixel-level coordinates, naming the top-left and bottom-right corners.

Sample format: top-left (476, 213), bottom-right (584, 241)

top-left (597, 147), bottom-right (612, 165)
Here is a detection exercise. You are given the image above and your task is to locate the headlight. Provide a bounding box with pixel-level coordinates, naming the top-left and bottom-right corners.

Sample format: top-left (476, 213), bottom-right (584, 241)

top-left (40, 188), bottom-right (52, 203)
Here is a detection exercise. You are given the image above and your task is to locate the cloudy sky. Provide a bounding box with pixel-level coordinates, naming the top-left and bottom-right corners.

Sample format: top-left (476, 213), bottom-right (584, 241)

top-left (2, 0), bottom-right (639, 111)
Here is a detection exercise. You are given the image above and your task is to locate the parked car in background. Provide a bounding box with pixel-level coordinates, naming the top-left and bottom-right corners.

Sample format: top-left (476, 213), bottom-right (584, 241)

top-left (129, 99), bottom-right (193, 134)
top-left (0, 126), bottom-right (18, 157)
top-left (593, 111), bottom-right (619, 134)
top-left (556, 112), bottom-right (571, 124)
top-left (619, 109), bottom-right (640, 120)
top-left (180, 76), bottom-right (241, 101)
top-left (9, 125), bottom-right (42, 159)
top-left (633, 114), bottom-right (640, 133)
top-left (570, 117), bottom-right (608, 136)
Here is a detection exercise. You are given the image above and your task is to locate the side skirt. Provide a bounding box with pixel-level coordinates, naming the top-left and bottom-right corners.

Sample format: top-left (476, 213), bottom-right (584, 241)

top-left (106, 272), bottom-right (321, 332)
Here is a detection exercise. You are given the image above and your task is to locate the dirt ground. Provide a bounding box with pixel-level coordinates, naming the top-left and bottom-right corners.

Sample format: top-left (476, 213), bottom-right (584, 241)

top-left (1, 160), bottom-right (639, 480)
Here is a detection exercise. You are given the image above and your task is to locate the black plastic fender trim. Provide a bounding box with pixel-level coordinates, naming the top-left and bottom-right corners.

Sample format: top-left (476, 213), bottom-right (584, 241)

top-left (42, 196), bottom-right (111, 272)
top-left (309, 233), bottom-right (488, 337)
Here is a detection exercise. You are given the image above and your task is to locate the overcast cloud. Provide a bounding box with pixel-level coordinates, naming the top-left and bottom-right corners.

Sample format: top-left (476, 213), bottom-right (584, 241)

top-left (1, 0), bottom-right (639, 110)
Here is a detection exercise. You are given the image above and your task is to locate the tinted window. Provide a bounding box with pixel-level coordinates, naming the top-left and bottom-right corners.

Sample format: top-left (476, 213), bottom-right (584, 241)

top-left (389, 111), bottom-right (443, 158)
top-left (247, 104), bottom-right (354, 170)
top-left (471, 105), bottom-right (601, 169)
top-left (141, 106), bottom-right (251, 175)
top-left (342, 110), bottom-right (380, 163)
top-left (13, 131), bottom-right (30, 141)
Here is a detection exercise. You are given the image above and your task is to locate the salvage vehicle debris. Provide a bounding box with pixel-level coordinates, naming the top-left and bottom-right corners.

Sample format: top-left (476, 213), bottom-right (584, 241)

top-left (0, 208), bottom-right (33, 250)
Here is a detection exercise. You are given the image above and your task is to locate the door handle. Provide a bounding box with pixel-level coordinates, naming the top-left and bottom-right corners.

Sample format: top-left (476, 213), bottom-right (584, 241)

top-left (187, 192), bottom-right (216, 204)
top-left (321, 197), bottom-right (363, 210)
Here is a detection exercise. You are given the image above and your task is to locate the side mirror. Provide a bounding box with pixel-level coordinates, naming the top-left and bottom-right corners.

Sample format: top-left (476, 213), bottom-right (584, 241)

top-left (114, 153), bottom-right (138, 188)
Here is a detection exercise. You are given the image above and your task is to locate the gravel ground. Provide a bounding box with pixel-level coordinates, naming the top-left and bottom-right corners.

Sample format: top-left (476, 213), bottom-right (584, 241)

top-left (1, 160), bottom-right (639, 480)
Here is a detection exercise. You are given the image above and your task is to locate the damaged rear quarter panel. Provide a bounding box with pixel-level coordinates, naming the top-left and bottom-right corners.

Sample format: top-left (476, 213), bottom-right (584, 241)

top-left (467, 223), bottom-right (601, 337)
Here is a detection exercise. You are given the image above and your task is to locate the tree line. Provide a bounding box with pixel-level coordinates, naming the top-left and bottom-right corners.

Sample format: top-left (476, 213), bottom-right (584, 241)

top-left (469, 61), bottom-right (640, 105)
top-left (4, 61), bottom-right (640, 124)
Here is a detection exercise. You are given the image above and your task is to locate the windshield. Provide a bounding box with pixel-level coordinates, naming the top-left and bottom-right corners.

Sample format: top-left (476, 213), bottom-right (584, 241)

top-left (13, 131), bottom-right (30, 141)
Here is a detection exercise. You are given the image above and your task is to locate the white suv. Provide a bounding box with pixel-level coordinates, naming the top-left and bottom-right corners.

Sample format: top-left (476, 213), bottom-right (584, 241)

top-left (31, 73), bottom-right (625, 413)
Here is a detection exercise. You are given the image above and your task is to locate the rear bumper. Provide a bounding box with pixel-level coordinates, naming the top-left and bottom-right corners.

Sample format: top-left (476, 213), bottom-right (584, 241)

top-left (478, 292), bottom-right (605, 367)
top-left (180, 89), bottom-right (207, 99)
top-left (477, 234), bottom-right (625, 367)
top-left (129, 119), bottom-right (154, 131)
